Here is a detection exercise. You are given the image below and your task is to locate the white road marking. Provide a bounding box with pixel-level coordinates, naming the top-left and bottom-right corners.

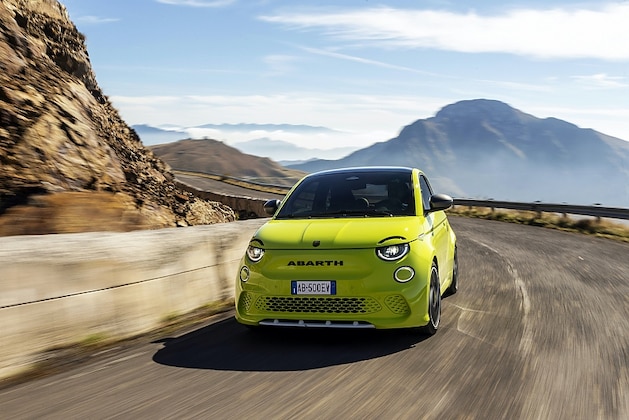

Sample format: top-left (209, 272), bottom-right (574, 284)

top-left (473, 240), bottom-right (533, 357)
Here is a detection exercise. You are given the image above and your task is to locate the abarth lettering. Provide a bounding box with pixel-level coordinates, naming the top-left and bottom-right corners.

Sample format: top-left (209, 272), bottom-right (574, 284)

top-left (287, 260), bottom-right (344, 266)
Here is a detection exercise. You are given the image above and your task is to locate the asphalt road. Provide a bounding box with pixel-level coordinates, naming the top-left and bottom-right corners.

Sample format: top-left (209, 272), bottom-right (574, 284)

top-left (1, 217), bottom-right (628, 419)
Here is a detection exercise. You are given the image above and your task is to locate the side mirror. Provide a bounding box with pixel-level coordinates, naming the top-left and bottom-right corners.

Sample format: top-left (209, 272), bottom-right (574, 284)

top-left (428, 194), bottom-right (453, 213)
top-left (263, 199), bottom-right (281, 216)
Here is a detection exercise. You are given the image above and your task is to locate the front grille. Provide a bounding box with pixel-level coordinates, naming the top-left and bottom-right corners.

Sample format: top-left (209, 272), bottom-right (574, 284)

top-left (255, 296), bottom-right (381, 314)
top-left (384, 295), bottom-right (410, 315)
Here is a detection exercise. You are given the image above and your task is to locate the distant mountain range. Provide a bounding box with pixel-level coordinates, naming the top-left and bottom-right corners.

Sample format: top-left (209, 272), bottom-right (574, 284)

top-left (141, 100), bottom-right (629, 207)
top-left (287, 99), bottom-right (629, 208)
top-left (133, 124), bottom-right (188, 144)
top-left (132, 123), bottom-right (356, 161)
top-left (231, 138), bottom-right (356, 162)
top-left (195, 123), bottom-right (336, 133)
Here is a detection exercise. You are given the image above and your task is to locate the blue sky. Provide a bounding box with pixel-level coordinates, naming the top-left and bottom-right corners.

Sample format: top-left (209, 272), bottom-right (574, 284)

top-left (61, 0), bottom-right (629, 150)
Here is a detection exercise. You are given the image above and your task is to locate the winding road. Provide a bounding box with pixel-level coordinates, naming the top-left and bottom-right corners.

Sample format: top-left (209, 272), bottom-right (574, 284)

top-left (1, 217), bottom-right (628, 418)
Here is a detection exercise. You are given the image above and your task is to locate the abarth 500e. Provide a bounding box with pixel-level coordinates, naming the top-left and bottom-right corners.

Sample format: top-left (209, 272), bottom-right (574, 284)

top-left (235, 166), bottom-right (458, 335)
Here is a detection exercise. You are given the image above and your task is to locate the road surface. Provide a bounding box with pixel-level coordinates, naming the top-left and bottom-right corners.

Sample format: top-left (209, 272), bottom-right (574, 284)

top-left (175, 174), bottom-right (286, 200)
top-left (1, 217), bottom-right (628, 419)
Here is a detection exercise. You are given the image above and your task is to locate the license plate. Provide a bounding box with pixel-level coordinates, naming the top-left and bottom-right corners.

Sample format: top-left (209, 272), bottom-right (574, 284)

top-left (291, 281), bottom-right (336, 295)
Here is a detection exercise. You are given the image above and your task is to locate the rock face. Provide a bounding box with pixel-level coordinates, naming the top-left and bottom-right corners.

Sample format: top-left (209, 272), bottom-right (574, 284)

top-left (0, 0), bottom-right (235, 235)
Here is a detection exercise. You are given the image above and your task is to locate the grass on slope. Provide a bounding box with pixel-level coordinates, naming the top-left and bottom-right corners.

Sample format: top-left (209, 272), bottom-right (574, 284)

top-left (449, 206), bottom-right (629, 243)
top-left (179, 172), bottom-right (629, 243)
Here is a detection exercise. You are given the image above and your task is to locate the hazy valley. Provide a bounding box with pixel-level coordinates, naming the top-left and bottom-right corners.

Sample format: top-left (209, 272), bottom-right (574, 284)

top-left (147, 100), bottom-right (629, 208)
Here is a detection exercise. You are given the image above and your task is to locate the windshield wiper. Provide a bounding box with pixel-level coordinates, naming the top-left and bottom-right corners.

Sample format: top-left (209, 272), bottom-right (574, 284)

top-left (275, 214), bottom-right (297, 219)
top-left (307, 209), bottom-right (395, 218)
top-left (278, 209), bottom-right (398, 219)
top-left (367, 209), bottom-right (395, 216)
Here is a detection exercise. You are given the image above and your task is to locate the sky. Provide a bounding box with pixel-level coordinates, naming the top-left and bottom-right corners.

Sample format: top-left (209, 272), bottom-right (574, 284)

top-left (61, 0), bottom-right (629, 151)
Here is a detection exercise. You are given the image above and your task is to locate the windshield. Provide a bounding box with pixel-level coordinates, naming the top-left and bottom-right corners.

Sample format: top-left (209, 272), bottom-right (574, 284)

top-left (276, 170), bottom-right (415, 219)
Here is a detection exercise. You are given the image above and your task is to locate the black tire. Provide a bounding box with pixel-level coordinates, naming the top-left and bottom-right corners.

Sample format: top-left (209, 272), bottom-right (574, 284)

top-left (421, 262), bottom-right (441, 336)
top-left (445, 246), bottom-right (459, 296)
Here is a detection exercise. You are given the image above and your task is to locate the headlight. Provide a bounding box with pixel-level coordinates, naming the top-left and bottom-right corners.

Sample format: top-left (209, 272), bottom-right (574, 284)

top-left (376, 243), bottom-right (410, 261)
top-left (246, 245), bottom-right (265, 262)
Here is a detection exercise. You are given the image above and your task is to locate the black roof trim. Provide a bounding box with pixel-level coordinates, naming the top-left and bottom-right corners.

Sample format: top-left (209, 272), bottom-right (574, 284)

top-left (307, 166), bottom-right (415, 177)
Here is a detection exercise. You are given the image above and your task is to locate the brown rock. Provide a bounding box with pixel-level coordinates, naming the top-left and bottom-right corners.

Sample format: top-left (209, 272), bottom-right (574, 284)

top-left (0, 0), bottom-right (236, 236)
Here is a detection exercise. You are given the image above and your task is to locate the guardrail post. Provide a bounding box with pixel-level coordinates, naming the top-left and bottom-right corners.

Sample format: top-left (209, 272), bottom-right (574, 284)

top-left (532, 203), bottom-right (542, 219)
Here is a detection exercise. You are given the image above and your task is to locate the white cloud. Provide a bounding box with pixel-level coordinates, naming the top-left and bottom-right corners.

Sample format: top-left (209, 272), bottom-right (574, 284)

top-left (298, 45), bottom-right (444, 76)
top-left (156, 0), bottom-right (236, 7)
top-left (110, 93), bottom-right (629, 147)
top-left (260, 3), bottom-right (629, 60)
top-left (74, 15), bottom-right (119, 25)
top-left (110, 93), bottom-right (450, 147)
top-left (571, 73), bottom-right (628, 88)
top-left (184, 127), bottom-right (386, 156)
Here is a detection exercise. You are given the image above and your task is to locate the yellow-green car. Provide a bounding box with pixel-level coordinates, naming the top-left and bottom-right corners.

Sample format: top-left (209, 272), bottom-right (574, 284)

top-left (235, 167), bottom-right (457, 334)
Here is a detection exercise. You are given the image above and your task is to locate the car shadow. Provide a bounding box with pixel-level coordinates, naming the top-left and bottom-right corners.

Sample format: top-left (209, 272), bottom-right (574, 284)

top-left (152, 316), bottom-right (429, 372)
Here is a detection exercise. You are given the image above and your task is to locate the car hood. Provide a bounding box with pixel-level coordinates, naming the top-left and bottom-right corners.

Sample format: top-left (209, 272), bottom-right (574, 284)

top-left (252, 218), bottom-right (422, 250)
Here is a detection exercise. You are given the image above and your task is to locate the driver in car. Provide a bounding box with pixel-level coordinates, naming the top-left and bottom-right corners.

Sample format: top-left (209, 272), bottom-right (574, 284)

top-left (376, 181), bottom-right (410, 213)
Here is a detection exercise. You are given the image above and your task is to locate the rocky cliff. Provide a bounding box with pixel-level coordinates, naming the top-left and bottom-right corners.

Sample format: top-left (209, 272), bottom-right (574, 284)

top-left (0, 0), bottom-right (235, 236)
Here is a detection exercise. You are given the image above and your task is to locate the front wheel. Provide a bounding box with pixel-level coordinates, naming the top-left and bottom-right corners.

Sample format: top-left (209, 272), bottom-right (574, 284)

top-left (421, 262), bottom-right (441, 335)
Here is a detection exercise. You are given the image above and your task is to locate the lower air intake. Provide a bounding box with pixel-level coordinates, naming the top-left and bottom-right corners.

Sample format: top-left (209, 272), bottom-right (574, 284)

top-left (256, 296), bottom-right (381, 314)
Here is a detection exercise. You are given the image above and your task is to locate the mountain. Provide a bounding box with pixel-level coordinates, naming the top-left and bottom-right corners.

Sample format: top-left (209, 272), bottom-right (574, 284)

top-left (0, 0), bottom-right (235, 236)
top-left (196, 123), bottom-right (337, 133)
top-left (232, 138), bottom-right (357, 161)
top-left (132, 124), bottom-right (358, 160)
top-left (132, 124), bottom-right (189, 145)
top-left (132, 123), bottom-right (342, 148)
top-left (288, 99), bottom-right (629, 207)
top-left (150, 139), bottom-right (305, 186)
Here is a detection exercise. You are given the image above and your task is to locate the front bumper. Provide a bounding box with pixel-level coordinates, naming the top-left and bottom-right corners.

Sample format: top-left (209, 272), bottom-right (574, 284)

top-left (234, 242), bottom-right (435, 329)
top-left (235, 283), bottom-right (430, 329)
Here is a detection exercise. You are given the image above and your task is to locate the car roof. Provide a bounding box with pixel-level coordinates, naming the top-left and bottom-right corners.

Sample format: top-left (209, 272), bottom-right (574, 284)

top-left (306, 166), bottom-right (416, 178)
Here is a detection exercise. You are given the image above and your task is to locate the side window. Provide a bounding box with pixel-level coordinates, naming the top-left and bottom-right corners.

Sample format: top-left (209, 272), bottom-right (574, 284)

top-left (419, 175), bottom-right (433, 213)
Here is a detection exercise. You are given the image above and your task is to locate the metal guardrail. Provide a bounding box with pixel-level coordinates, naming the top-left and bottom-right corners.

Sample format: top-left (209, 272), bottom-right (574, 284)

top-left (453, 199), bottom-right (629, 220)
top-left (174, 170), bottom-right (629, 221)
